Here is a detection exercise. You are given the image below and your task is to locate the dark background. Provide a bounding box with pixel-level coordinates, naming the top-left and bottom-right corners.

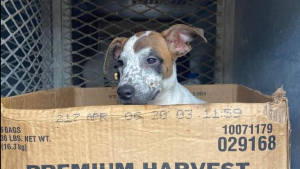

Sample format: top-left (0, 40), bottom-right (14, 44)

top-left (233, 0), bottom-right (300, 168)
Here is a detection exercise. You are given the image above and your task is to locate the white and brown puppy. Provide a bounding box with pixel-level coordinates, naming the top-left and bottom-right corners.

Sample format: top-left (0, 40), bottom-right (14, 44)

top-left (104, 24), bottom-right (207, 105)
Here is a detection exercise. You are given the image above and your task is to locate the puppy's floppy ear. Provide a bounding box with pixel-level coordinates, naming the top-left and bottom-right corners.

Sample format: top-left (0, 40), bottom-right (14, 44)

top-left (103, 37), bottom-right (128, 75)
top-left (162, 24), bottom-right (207, 58)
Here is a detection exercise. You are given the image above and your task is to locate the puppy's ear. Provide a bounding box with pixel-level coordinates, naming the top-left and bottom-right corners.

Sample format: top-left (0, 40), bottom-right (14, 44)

top-left (162, 24), bottom-right (207, 58)
top-left (106, 37), bottom-right (128, 60)
top-left (103, 37), bottom-right (128, 75)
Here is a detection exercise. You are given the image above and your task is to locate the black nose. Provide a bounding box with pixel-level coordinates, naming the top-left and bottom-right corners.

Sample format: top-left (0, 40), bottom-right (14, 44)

top-left (117, 85), bottom-right (135, 100)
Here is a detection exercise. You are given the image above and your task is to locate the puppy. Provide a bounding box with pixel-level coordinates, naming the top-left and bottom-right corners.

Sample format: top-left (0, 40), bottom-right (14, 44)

top-left (104, 24), bottom-right (207, 105)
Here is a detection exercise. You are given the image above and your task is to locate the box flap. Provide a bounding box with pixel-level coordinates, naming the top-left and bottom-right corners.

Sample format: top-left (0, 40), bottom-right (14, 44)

top-left (237, 85), bottom-right (272, 103)
top-left (1, 87), bottom-right (75, 109)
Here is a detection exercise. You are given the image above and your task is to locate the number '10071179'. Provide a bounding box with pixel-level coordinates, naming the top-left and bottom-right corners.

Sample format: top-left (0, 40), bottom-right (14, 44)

top-left (222, 124), bottom-right (273, 135)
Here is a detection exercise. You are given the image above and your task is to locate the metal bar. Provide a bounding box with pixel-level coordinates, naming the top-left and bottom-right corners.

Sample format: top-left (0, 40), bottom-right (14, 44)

top-left (61, 0), bottom-right (72, 87)
top-left (222, 0), bottom-right (235, 84)
top-left (41, 0), bottom-right (53, 90)
top-left (215, 0), bottom-right (235, 84)
top-left (52, 0), bottom-right (64, 88)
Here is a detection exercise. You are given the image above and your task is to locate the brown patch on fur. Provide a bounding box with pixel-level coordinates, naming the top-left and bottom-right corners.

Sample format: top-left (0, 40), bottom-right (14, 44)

top-left (104, 37), bottom-right (128, 75)
top-left (133, 31), bottom-right (175, 79)
top-left (107, 37), bottom-right (128, 60)
top-left (119, 38), bottom-right (129, 51)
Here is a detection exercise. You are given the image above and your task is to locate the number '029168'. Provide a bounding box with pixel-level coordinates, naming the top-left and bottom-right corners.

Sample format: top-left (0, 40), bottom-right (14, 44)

top-left (218, 136), bottom-right (276, 152)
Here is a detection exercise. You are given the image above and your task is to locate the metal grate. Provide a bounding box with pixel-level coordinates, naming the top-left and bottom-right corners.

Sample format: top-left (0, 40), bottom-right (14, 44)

top-left (62, 0), bottom-right (218, 87)
top-left (1, 0), bottom-right (221, 97)
top-left (1, 0), bottom-right (53, 97)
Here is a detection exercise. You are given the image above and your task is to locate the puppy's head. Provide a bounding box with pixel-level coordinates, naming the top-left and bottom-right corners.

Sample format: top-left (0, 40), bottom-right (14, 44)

top-left (104, 24), bottom-right (206, 104)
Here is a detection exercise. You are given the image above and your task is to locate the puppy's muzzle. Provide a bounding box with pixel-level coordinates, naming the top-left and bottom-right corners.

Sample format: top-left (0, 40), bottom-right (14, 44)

top-left (117, 85), bottom-right (135, 100)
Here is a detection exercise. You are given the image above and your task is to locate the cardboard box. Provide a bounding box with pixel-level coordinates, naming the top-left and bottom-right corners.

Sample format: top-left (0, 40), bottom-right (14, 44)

top-left (1, 84), bottom-right (290, 169)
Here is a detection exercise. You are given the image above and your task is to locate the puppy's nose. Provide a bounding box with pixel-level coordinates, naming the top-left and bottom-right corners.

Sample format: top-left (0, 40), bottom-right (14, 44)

top-left (117, 85), bottom-right (135, 100)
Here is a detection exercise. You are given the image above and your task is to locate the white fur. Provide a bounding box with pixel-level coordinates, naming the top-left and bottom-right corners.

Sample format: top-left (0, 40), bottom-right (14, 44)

top-left (119, 31), bottom-right (162, 92)
top-left (148, 65), bottom-right (206, 105)
top-left (118, 31), bottom-right (206, 105)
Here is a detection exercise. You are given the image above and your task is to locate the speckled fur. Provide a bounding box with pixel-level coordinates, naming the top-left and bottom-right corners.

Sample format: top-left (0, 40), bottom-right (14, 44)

top-left (115, 30), bottom-right (206, 105)
top-left (118, 31), bottom-right (163, 104)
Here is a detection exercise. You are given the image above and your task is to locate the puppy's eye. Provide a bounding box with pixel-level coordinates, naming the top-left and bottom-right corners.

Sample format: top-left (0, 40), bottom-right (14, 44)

top-left (147, 58), bottom-right (157, 64)
top-left (117, 60), bottom-right (124, 67)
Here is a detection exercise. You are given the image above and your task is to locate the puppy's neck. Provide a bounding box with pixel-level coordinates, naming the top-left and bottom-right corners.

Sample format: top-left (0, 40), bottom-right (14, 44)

top-left (148, 64), bottom-right (206, 105)
top-left (148, 64), bottom-right (180, 105)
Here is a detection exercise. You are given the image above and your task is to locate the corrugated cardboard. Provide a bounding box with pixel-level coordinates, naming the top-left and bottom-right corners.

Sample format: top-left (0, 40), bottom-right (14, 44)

top-left (1, 84), bottom-right (290, 169)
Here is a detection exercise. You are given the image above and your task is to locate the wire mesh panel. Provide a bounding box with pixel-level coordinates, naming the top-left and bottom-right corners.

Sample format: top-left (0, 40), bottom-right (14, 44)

top-left (1, 0), bottom-right (53, 97)
top-left (62, 0), bottom-right (218, 87)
